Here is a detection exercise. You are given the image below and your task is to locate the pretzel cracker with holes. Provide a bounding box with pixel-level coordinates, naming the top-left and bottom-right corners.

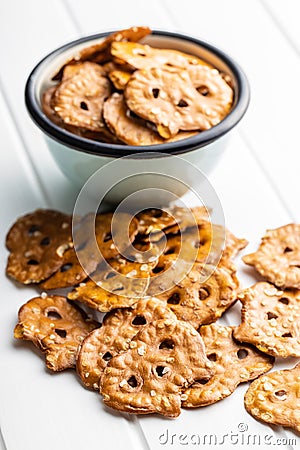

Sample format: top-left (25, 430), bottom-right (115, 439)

top-left (245, 363), bottom-right (300, 432)
top-left (125, 65), bottom-right (233, 138)
top-left (243, 224), bottom-right (300, 288)
top-left (100, 319), bottom-right (213, 417)
top-left (156, 263), bottom-right (239, 328)
top-left (234, 282), bottom-right (300, 357)
top-left (14, 295), bottom-right (98, 371)
top-left (6, 209), bottom-right (72, 284)
top-left (182, 324), bottom-right (274, 408)
top-left (77, 297), bottom-right (176, 390)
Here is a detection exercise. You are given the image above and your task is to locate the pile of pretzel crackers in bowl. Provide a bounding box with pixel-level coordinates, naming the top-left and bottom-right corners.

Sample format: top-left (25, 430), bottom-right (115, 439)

top-left (5, 204), bottom-right (300, 432)
top-left (42, 26), bottom-right (234, 146)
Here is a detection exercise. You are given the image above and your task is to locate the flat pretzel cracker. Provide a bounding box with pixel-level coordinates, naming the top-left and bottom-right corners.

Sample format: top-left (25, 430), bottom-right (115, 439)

top-left (156, 263), bottom-right (239, 328)
top-left (39, 248), bottom-right (87, 290)
top-left (14, 295), bottom-right (98, 371)
top-left (125, 66), bottom-right (233, 138)
top-left (77, 297), bottom-right (176, 390)
top-left (52, 62), bottom-right (111, 132)
top-left (68, 276), bottom-right (141, 312)
top-left (100, 319), bottom-right (213, 417)
top-left (244, 363), bottom-right (300, 432)
top-left (111, 41), bottom-right (207, 70)
top-left (52, 26), bottom-right (151, 80)
top-left (234, 282), bottom-right (300, 357)
top-left (6, 209), bottom-right (72, 284)
top-left (183, 324), bottom-right (274, 408)
top-left (243, 224), bottom-right (300, 288)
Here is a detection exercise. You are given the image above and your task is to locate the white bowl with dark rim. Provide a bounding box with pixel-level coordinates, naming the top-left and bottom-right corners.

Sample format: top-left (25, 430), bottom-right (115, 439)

top-left (25, 30), bottom-right (250, 204)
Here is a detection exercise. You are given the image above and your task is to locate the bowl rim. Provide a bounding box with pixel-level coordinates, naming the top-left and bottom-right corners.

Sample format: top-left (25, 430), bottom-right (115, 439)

top-left (25, 29), bottom-right (250, 158)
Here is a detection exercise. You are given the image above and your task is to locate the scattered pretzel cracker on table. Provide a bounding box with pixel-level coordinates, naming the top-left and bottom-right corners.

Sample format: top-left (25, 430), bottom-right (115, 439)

top-left (182, 324), bottom-right (274, 408)
top-left (5, 204), bottom-right (300, 425)
top-left (244, 363), bottom-right (300, 432)
top-left (42, 26), bottom-right (234, 145)
top-left (14, 295), bottom-right (98, 371)
top-left (243, 223), bottom-right (300, 289)
top-left (234, 281), bottom-right (300, 357)
top-left (100, 319), bottom-right (213, 418)
top-left (77, 297), bottom-right (176, 390)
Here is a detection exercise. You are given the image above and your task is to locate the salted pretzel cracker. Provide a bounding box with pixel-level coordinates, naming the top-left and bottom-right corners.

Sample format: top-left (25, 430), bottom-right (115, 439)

top-left (52, 62), bottom-right (111, 132)
top-left (136, 206), bottom-right (208, 238)
top-left (125, 66), bottom-right (233, 138)
top-left (14, 295), bottom-right (98, 371)
top-left (53, 26), bottom-right (151, 80)
top-left (244, 363), bottom-right (300, 432)
top-left (183, 324), bottom-right (274, 408)
top-left (73, 212), bottom-right (139, 263)
top-left (100, 319), bottom-right (213, 417)
top-left (6, 209), bottom-right (72, 284)
top-left (103, 93), bottom-right (166, 145)
top-left (111, 41), bottom-right (207, 71)
top-left (42, 84), bottom-right (121, 143)
top-left (156, 263), bottom-right (239, 328)
top-left (68, 231), bottom-right (155, 303)
top-left (234, 282), bottom-right (300, 357)
top-left (243, 224), bottom-right (300, 288)
top-left (162, 221), bottom-right (247, 265)
top-left (77, 297), bottom-right (176, 390)
top-left (39, 248), bottom-right (88, 290)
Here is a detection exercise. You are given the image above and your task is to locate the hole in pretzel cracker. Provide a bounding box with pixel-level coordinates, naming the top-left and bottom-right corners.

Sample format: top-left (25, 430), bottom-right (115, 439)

top-left (156, 366), bottom-right (167, 377)
top-left (194, 378), bottom-right (209, 386)
top-left (112, 285), bottom-right (125, 293)
top-left (267, 312), bottom-right (278, 320)
top-left (132, 315), bottom-right (147, 326)
top-left (102, 351), bottom-right (113, 362)
top-left (159, 339), bottom-right (175, 350)
top-left (167, 293), bottom-right (181, 305)
top-left (197, 85), bottom-right (210, 96)
top-left (282, 332), bottom-right (293, 338)
top-left (127, 375), bottom-right (138, 388)
top-left (55, 329), bottom-right (67, 338)
top-left (80, 101), bottom-right (89, 111)
top-left (60, 263), bottom-right (73, 272)
top-left (104, 271), bottom-right (117, 280)
top-left (103, 232), bottom-right (112, 243)
top-left (279, 297), bottom-right (289, 305)
top-left (152, 88), bottom-right (160, 98)
top-left (152, 265), bottom-right (165, 274)
top-left (199, 287), bottom-right (210, 301)
top-left (274, 389), bottom-right (287, 400)
top-left (177, 99), bottom-right (189, 107)
top-left (27, 259), bottom-right (39, 265)
top-left (28, 225), bottom-right (40, 235)
top-left (40, 237), bottom-right (50, 246)
top-left (46, 310), bottom-right (62, 320)
top-left (237, 349), bottom-right (248, 360)
top-left (207, 353), bottom-right (217, 362)
top-left (164, 246), bottom-right (177, 255)
top-left (284, 246), bottom-right (293, 253)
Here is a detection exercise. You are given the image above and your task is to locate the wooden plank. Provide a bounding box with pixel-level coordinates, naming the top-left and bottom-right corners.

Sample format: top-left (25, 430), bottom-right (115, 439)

top-left (159, 0), bottom-right (300, 220)
top-left (262, 0), bottom-right (300, 53)
top-left (0, 2), bottom-right (144, 449)
top-left (0, 0), bottom-right (80, 211)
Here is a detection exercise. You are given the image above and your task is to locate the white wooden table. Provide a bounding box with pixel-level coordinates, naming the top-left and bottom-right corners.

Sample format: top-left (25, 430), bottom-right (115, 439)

top-left (1, 1), bottom-right (300, 449)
